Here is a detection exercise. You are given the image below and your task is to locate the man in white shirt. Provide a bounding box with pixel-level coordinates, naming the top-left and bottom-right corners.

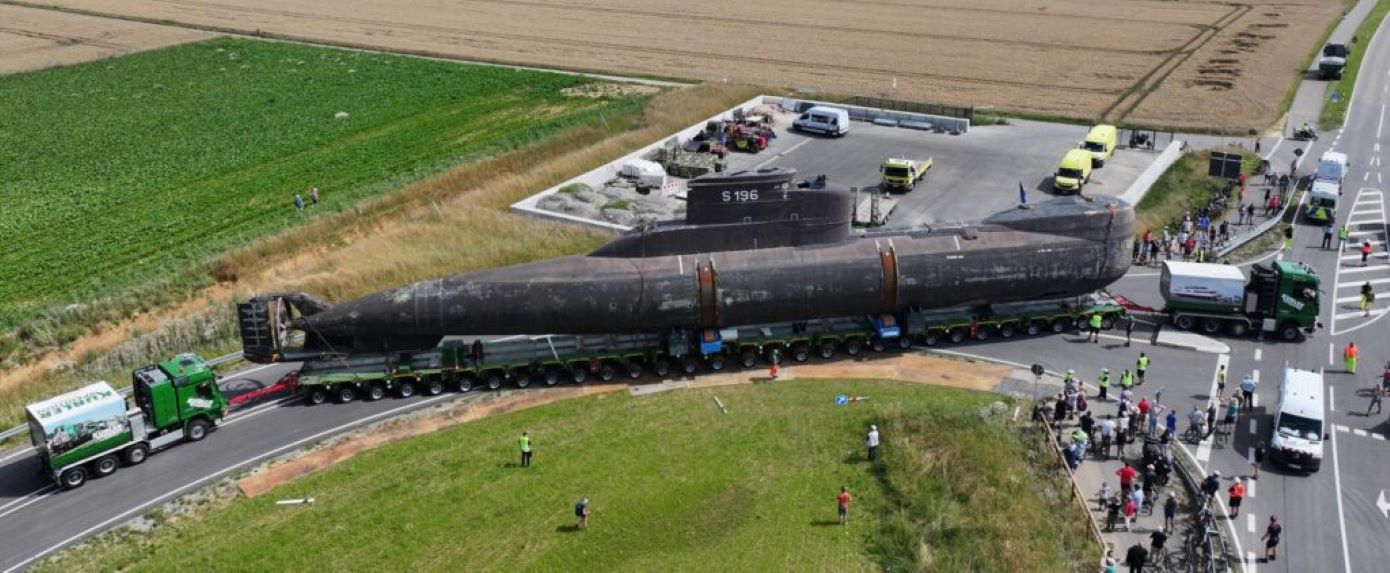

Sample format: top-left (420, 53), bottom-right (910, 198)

top-left (866, 425), bottom-right (880, 461)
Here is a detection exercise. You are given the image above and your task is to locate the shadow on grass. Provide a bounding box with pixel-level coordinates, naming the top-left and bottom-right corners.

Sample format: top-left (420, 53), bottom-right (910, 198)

top-left (555, 524), bottom-right (583, 533)
top-left (809, 520), bottom-right (843, 527)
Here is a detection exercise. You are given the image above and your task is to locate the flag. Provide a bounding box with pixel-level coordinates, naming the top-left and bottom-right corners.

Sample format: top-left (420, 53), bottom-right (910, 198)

top-left (1018, 181), bottom-right (1027, 205)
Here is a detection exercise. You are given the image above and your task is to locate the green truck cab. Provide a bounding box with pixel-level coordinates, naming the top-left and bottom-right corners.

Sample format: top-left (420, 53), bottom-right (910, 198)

top-left (1161, 261), bottom-right (1319, 341)
top-left (880, 157), bottom-right (932, 192)
top-left (25, 353), bottom-right (227, 490)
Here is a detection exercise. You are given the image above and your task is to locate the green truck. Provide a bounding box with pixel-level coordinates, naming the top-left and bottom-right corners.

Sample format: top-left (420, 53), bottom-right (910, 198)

top-left (1160, 261), bottom-right (1320, 341)
top-left (25, 353), bottom-right (228, 490)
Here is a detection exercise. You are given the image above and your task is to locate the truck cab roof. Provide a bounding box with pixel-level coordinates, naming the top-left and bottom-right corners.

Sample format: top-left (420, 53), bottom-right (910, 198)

top-left (1273, 260), bottom-right (1318, 282)
top-left (156, 353), bottom-right (214, 384)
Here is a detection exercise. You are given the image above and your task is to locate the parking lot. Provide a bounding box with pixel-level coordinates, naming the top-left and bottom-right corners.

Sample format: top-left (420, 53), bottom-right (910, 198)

top-left (722, 114), bottom-right (1159, 228)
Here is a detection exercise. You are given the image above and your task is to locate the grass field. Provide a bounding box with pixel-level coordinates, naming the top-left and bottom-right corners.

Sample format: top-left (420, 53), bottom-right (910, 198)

top-left (0, 36), bottom-right (639, 335)
top-left (35, 380), bottom-right (1094, 572)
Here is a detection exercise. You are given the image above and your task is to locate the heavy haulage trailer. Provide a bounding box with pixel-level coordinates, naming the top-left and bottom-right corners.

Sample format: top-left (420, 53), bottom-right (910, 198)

top-left (241, 293), bottom-right (1125, 404)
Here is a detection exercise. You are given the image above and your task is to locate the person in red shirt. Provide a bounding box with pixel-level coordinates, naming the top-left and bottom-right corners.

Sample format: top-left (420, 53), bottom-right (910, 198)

top-left (836, 486), bottom-right (852, 525)
top-left (1228, 479), bottom-right (1246, 518)
top-left (1362, 241), bottom-right (1374, 266)
top-left (1116, 463), bottom-right (1137, 492)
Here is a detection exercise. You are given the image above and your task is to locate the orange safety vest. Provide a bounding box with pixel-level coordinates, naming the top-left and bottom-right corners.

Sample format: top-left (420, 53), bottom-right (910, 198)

top-left (1345, 345), bottom-right (1359, 359)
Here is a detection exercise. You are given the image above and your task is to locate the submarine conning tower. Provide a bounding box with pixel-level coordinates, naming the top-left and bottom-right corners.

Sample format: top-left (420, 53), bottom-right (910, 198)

top-left (589, 167), bottom-right (853, 258)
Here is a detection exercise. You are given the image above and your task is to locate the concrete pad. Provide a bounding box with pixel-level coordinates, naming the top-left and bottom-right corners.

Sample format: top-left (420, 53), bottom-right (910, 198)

top-left (1153, 329), bottom-right (1231, 354)
top-left (628, 380), bottom-right (692, 396)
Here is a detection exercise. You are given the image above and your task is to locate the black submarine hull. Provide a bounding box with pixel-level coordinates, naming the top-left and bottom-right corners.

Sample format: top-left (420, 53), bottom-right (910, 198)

top-left (294, 195), bottom-right (1133, 351)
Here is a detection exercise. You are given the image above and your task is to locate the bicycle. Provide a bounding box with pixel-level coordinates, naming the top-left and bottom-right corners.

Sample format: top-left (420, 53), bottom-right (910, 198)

top-left (1212, 422), bottom-right (1230, 446)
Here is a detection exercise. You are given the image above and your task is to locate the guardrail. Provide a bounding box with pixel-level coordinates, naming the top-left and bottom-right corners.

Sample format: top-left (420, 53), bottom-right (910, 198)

top-left (1215, 176), bottom-right (1304, 259)
top-left (1171, 442), bottom-right (1235, 573)
top-left (0, 352), bottom-right (243, 443)
top-left (1032, 404), bottom-right (1111, 561)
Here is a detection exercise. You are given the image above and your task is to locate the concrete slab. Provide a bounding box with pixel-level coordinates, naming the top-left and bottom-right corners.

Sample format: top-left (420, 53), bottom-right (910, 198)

top-left (1154, 329), bottom-right (1231, 354)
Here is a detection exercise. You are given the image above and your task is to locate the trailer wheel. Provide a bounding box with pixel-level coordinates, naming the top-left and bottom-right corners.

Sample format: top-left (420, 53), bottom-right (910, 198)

top-left (870, 338), bottom-right (887, 352)
top-left (1026, 322), bottom-right (1042, 336)
top-left (599, 363), bottom-right (617, 381)
top-left (571, 367), bottom-right (589, 384)
top-left (844, 338), bottom-right (864, 356)
top-left (1228, 321), bottom-right (1249, 337)
top-left (1174, 315), bottom-right (1196, 330)
top-left (185, 418), bottom-right (211, 442)
top-left (707, 355), bottom-right (726, 371)
top-left (486, 372), bottom-right (503, 390)
top-left (424, 378), bottom-right (444, 396)
top-left (681, 358), bottom-right (698, 375)
top-left (457, 375), bottom-right (475, 393)
top-left (653, 358), bottom-right (672, 377)
top-left (93, 454), bottom-right (120, 478)
top-left (949, 329), bottom-right (966, 343)
top-left (1278, 322), bottom-right (1302, 342)
top-left (792, 343), bottom-right (811, 362)
top-left (307, 387), bottom-right (329, 405)
top-left (1201, 318), bottom-right (1222, 334)
top-left (1000, 324), bottom-right (1017, 338)
top-left (543, 368), bottom-right (562, 386)
top-left (513, 373), bottom-right (531, 389)
top-left (60, 467), bottom-right (88, 490)
top-left (1101, 316), bottom-right (1116, 330)
top-left (124, 443), bottom-right (149, 466)
top-left (975, 328), bottom-right (990, 341)
top-left (896, 335), bottom-right (912, 350)
top-left (397, 381), bottom-right (417, 398)
top-left (335, 385), bottom-right (357, 404)
top-left (1051, 318), bottom-right (1069, 333)
top-left (740, 349), bottom-right (759, 368)
top-left (819, 341), bottom-right (836, 359)
top-left (366, 383), bottom-right (387, 401)
top-left (626, 362), bottom-right (644, 380)
top-left (923, 332), bottom-right (939, 347)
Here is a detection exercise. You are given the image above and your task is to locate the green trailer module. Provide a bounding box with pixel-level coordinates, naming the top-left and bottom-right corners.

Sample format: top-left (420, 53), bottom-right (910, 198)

top-left (25, 353), bottom-right (228, 490)
top-left (1161, 260), bottom-right (1319, 341)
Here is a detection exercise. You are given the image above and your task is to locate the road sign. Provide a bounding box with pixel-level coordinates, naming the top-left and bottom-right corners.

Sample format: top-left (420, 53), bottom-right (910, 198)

top-left (1209, 151), bottom-right (1243, 179)
top-left (1031, 363), bottom-right (1045, 377)
top-left (1332, 91), bottom-right (1342, 103)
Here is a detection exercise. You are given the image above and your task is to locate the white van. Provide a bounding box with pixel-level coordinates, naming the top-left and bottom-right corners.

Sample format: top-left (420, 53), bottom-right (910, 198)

top-left (1316, 151), bottom-right (1349, 183)
top-left (792, 106), bottom-right (850, 137)
top-left (1270, 367), bottom-right (1326, 472)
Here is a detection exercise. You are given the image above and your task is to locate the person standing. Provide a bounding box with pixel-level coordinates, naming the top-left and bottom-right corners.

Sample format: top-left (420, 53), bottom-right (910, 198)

top-left (1262, 516), bottom-right (1282, 562)
top-left (1345, 342), bottom-right (1359, 374)
top-left (1240, 374), bottom-right (1257, 410)
top-left (1124, 540), bottom-right (1148, 571)
top-left (1116, 462), bottom-right (1137, 492)
top-left (519, 432), bottom-right (533, 467)
top-left (1362, 240), bottom-right (1373, 266)
top-left (1097, 481), bottom-right (1112, 512)
top-left (1370, 387), bottom-right (1383, 416)
top-left (1322, 223), bottom-right (1334, 249)
top-left (1098, 368), bottom-right (1112, 401)
top-left (575, 498), bottom-right (590, 529)
top-left (310, 187), bottom-right (320, 206)
top-left (1252, 441), bottom-right (1266, 480)
top-left (293, 194), bottom-right (304, 211)
top-left (1163, 492), bottom-right (1178, 532)
top-left (1165, 408), bottom-right (1178, 437)
top-left (1361, 282), bottom-right (1375, 317)
top-left (837, 486), bottom-right (852, 525)
top-left (866, 425), bottom-right (880, 461)
top-left (1088, 313), bottom-right (1103, 343)
top-left (1123, 497), bottom-right (1138, 533)
top-left (1216, 364), bottom-right (1227, 397)
top-left (1338, 224), bottom-right (1350, 252)
top-left (1149, 527), bottom-right (1169, 568)
top-left (1228, 478), bottom-right (1246, 518)
top-left (1282, 225), bottom-right (1293, 252)
top-left (1124, 314), bottom-right (1135, 347)
top-left (1136, 353), bottom-right (1150, 385)
top-left (1120, 368), bottom-right (1135, 392)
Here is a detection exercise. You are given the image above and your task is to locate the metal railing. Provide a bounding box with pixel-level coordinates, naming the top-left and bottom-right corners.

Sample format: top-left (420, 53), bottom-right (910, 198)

top-left (1171, 442), bottom-right (1235, 573)
top-left (848, 95), bottom-right (973, 120)
top-left (1032, 405), bottom-right (1111, 560)
top-left (1216, 176), bottom-right (1304, 259)
top-left (0, 352), bottom-right (243, 442)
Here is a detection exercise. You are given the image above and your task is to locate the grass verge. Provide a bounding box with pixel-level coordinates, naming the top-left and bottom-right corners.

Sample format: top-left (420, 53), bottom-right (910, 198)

top-left (1320, 0), bottom-right (1390, 127)
top-left (34, 380), bottom-right (1093, 572)
top-left (1134, 149), bottom-right (1254, 234)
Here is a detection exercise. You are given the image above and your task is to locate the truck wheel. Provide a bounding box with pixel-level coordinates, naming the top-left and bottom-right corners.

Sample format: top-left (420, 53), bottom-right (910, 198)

top-left (1201, 319), bottom-right (1222, 334)
top-left (544, 368), bottom-right (562, 386)
top-left (397, 381), bottom-right (417, 398)
top-left (486, 372), bottom-right (503, 390)
top-left (681, 358), bottom-right (698, 374)
top-left (1228, 321), bottom-right (1249, 337)
top-left (458, 375), bottom-right (475, 392)
top-left (896, 335), bottom-right (913, 350)
top-left (424, 378), bottom-right (444, 396)
top-left (366, 383), bottom-right (387, 401)
top-left (707, 355), bottom-right (726, 371)
top-left (819, 341), bottom-right (836, 359)
top-left (923, 332), bottom-right (939, 346)
top-left (1174, 315), bottom-right (1196, 330)
top-left (571, 366), bottom-right (589, 384)
top-left (307, 387), bottom-right (329, 405)
top-left (653, 358), bottom-right (672, 377)
top-left (949, 329), bottom-right (966, 343)
top-left (1026, 322), bottom-right (1042, 336)
top-left (845, 338), bottom-right (864, 356)
top-left (60, 467), bottom-right (88, 490)
top-left (1051, 318), bottom-right (1068, 333)
top-left (599, 363), bottom-right (617, 381)
top-left (335, 385), bottom-right (357, 404)
top-left (1101, 316), bottom-right (1116, 329)
top-left (1279, 323), bottom-right (1302, 342)
top-left (793, 343), bottom-right (811, 362)
top-left (513, 373), bottom-right (531, 389)
top-left (124, 443), bottom-right (149, 466)
top-left (186, 418), bottom-right (211, 442)
top-left (1000, 324), bottom-right (1017, 338)
top-left (975, 328), bottom-right (990, 341)
top-left (93, 454), bottom-right (120, 477)
top-left (870, 338), bottom-right (887, 352)
top-left (626, 362), bottom-right (644, 379)
top-left (740, 349), bottom-right (759, 368)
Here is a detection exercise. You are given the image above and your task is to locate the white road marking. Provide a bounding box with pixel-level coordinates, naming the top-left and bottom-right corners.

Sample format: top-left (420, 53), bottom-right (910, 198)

top-left (1330, 341), bottom-right (1335, 365)
top-left (0, 487), bottom-right (56, 521)
top-left (1250, 419), bottom-right (1257, 434)
top-left (1331, 420), bottom-right (1354, 573)
top-left (0, 485), bottom-right (57, 516)
top-left (1366, 172), bottom-right (1371, 182)
top-left (752, 138), bottom-right (811, 170)
top-left (1336, 424), bottom-right (1350, 432)
top-left (1247, 551), bottom-right (1258, 573)
top-left (1373, 433), bottom-right (1386, 440)
top-left (1, 393), bottom-right (462, 573)
top-left (1347, 229), bottom-right (1385, 236)
top-left (223, 395), bottom-right (300, 426)
top-left (0, 448), bottom-right (33, 466)
top-left (1330, 384), bottom-right (1337, 411)
top-left (1335, 276), bottom-right (1390, 286)
top-left (1197, 354), bottom-right (1231, 463)
top-left (1332, 187), bottom-right (1390, 336)
top-left (1247, 478), bottom-right (1256, 498)
top-left (1253, 349), bottom-right (1262, 361)
top-left (1354, 428), bottom-right (1368, 437)
top-left (1336, 309), bottom-right (1388, 319)
top-left (1378, 103), bottom-right (1385, 139)
top-left (1247, 513), bottom-right (1255, 533)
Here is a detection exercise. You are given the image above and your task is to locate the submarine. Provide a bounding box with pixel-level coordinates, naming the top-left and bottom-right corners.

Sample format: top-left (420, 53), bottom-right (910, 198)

top-left (253, 167), bottom-right (1132, 356)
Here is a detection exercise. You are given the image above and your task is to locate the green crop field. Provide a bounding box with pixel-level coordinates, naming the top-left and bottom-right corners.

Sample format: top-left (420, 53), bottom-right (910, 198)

top-left (38, 380), bottom-right (1094, 572)
top-left (0, 37), bottom-right (640, 331)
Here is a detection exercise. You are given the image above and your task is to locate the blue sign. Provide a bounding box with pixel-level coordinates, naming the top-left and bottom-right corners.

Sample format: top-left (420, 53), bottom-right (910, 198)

top-left (835, 394), bottom-right (849, 405)
top-left (1331, 92), bottom-right (1342, 103)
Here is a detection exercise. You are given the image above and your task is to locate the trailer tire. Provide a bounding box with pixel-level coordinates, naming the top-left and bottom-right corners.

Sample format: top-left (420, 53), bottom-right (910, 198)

top-left (707, 355), bottom-right (726, 371)
top-left (424, 378), bottom-right (444, 396)
top-left (397, 381), bottom-right (417, 398)
top-left (1101, 316), bottom-right (1116, 330)
top-left (599, 363), bottom-right (617, 381)
top-left (793, 343), bottom-right (811, 362)
top-left (366, 383), bottom-right (387, 401)
top-left (870, 338), bottom-right (887, 352)
top-left (1027, 322), bottom-right (1042, 336)
top-left (844, 338), bottom-right (863, 356)
top-left (1000, 324), bottom-right (1017, 338)
top-left (949, 329), bottom-right (966, 343)
top-left (1174, 315), bottom-right (1196, 330)
top-left (1201, 318), bottom-right (1222, 334)
top-left (60, 467), bottom-right (88, 490)
top-left (1052, 318), bottom-right (1069, 333)
top-left (681, 358), bottom-right (698, 375)
top-left (923, 332), bottom-right (939, 346)
top-left (740, 349), bottom-right (759, 368)
top-left (819, 341), bottom-right (836, 359)
top-left (626, 362), bottom-right (643, 380)
top-left (543, 368), bottom-right (562, 386)
top-left (1228, 321), bottom-right (1249, 337)
top-left (122, 443), bottom-right (149, 466)
top-left (896, 335), bottom-right (912, 350)
top-left (486, 372), bottom-right (503, 390)
top-left (653, 358), bottom-right (672, 378)
top-left (91, 454), bottom-right (120, 478)
top-left (307, 387), bottom-right (329, 405)
top-left (571, 367), bottom-right (589, 384)
top-left (457, 375), bottom-right (475, 393)
top-left (975, 328), bottom-right (990, 341)
top-left (513, 373), bottom-right (531, 389)
top-left (186, 418), bottom-right (211, 442)
top-left (335, 385), bottom-right (357, 404)
top-left (1278, 322), bottom-right (1302, 342)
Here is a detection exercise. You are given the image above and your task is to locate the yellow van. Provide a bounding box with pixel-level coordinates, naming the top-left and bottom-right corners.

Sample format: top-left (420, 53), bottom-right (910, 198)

top-left (1083, 124), bottom-right (1117, 167)
top-left (1054, 149), bottom-right (1093, 194)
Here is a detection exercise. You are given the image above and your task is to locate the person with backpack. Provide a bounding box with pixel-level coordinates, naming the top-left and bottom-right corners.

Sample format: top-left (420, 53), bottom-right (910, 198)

top-left (574, 498), bottom-right (591, 529)
top-left (836, 486), bottom-right (852, 525)
top-left (1361, 282), bottom-right (1375, 317)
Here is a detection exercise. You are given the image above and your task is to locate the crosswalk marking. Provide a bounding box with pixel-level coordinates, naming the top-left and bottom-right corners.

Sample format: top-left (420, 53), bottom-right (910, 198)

top-left (1334, 424), bottom-right (1388, 440)
top-left (1331, 188), bottom-right (1390, 335)
top-left (1335, 309), bottom-right (1388, 319)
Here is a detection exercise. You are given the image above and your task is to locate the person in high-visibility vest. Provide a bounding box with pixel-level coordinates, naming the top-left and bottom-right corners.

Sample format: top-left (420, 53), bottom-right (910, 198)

top-left (1097, 368), bottom-right (1112, 401)
top-left (1120, 369), bottom-right (1135, 390)
top-left (519, 432), bottom-right (533, 467)
top-left (1136, 353), bottom-right (1150, 385)
top-left (1344, 343), bottom-right (1359, 374)
top-left (1088, 313), bottom-right (1103, 343)
top-left (1361, 282), bottom-right (1376, 317)
top-left (1338, 224), bottom-right (1350, 252)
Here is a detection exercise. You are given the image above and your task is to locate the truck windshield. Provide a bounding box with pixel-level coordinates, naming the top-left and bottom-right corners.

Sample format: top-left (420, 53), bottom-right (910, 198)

top-left (1058, 168), bottom-right (1083, 179)
top-left (1084, 141), bottom-right (1105, 152)
top-left (1276, 413), bottom-right (1322, 441)
top-left (884, 166), bottom-right (910, 178)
